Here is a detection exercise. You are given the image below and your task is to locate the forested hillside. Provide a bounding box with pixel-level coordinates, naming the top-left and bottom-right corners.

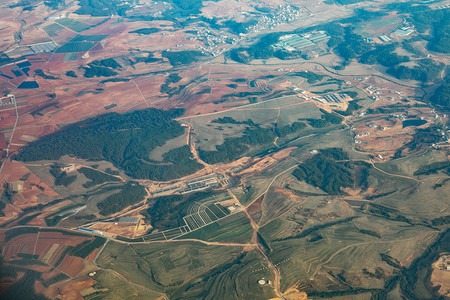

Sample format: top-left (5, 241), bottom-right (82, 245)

top-left (16, 109), bottom-right (203, 180)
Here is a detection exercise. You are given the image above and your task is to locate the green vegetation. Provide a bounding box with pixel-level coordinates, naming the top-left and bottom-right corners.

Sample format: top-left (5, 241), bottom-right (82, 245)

top-left (162, 50), bottom-right (204, 66)
top-left (89, 58), bottom-right (121, 69)
top-left (50, 166), bottom-right (77, 187)
top-left (100, 78), bottom-right (130, 84)
top-left (179, 212), bottom-right (252, 243)
top-left (129, 28), bottom-right (160, 35)
top-left (44, 203), bottom-right (84, 226)
top-left (305, 110), bottom-right (343, 128)
top-left (65, 70), bottom-right (77, 77)
top-left (55, 42), bottom-right (94, 53)
top-left (360, 43), bottom-right (409, 67)
top-left (273, 216), bottom-right (358, 241)
top-left (83, 59), bottom-right (121, 78)
top-left (97, 183), bottom-right (146, 215)
top-left (387, 59), bottom-right (445, 82)
top-left (0, 270), bottom-right (47, 300)
top-left (17, 108), bottom-right (201, 180)
top-left (83, 66), bottom-right (117, 78)
top-left (293, 148), bottom-right (369, 194)
top-left (200, 119), bottom-right (308, 164)
top-left (431, 215), bottom-right (450, 226)
top-left (18, 81), bottom-right (39, 89)
top-left (43, 23), bottom-right (64, 37)
top-left (70, 34), bottom-right (108, 42)
top-left (287, 71), bottom-right (325, 84)
top-left (55, 18), bottom-right (91, 32)
top-left (413, 161), bottom-right (450, 176)
top-left (78, 167), bottom-right (120, 188)
top-left (67, 236), bottom-right (106, 258)
top-left (143, 191), bottom-right (211, 230)
top-left (75, 0), bottom-right (129, 16)
top-left (429, 77), bottom-right (450, 109)
top-left (97, 241), bottom-right (272, 299)
top-left (229, 33), bottom-right (279, 63)
top-left (34, 69), bottom-right (58, 80)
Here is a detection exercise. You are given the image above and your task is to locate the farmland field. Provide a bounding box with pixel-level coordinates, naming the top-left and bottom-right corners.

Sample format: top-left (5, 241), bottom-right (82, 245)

top-left (43, 23), bottom-right (64, 37)
top-left (55, 42), bottom-right (95, 53)
top-left (55, 18), bottom-right (91, 33)
top-left (71, 34), bottom-right (108, 42)
top-left (0, 1), bottom-right (449, 299)
top-left (178, 212), bottom-right (253, 243)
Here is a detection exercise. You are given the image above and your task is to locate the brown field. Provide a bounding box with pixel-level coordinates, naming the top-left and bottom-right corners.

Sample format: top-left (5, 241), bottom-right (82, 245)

top-left (88, 222), bottom-right (137, 238)
top-left (430, 254), bottom-right (450, 298)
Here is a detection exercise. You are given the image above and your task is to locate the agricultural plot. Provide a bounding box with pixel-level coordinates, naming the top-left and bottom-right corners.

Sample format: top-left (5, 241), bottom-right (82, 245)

top-left (96, 241), bottom-right (274, 299)
top-left (55, 42), bottom-right (94, 53)
top-left (143, 193), bottom-right (234, 241)
top-left (43, 23), bottom-right (64, 37)
top-left (63, 53), bottom-right (78, 62)
top-left (179, 212), bottom-right (253, 243)
top-left (183, 199), bottom-right (231, 231)
top-left (71, 34), bottom-right (108, 42)
top-left (55, 18), bottom-right (91, 33)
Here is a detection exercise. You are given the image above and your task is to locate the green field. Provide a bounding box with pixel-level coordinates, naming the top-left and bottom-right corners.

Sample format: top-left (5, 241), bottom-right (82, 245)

top-left (97, 241), bottom-right (275, 299)
top-left (178, 212), bottom-right (253, 243)
top-left (63, 53), bottom-right (78, 61)
top-left (43, 23), bottom-right (64, 37)
top-left (55, 18), bottom-right (91, 32)
top-left (88, 270), bottom-right (162, 299)
top-left (71, 34), bottom-right (108, 42)
top-left (56, 42), bottom-right (94, 53)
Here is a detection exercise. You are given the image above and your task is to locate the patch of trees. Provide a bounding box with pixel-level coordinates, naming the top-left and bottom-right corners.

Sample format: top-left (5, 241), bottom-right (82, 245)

top-left (83, 65), bottom-right (118, 78)
top-left (306, 110), bottom-right (343, 128)
top-left (223, 19), bottom-right (257, 35)
top-left (387, 59), bottom-right (445, 82)
top-left (274, 216), bottom-right (358, 241)
top-left (429, 77), bottom-right (450, 109)
top-left (407, 6), bottom-right (450, 53)
top-left (357, 228), bottom-right (381, 238)
top-left (50, 166), bottom-right (77, 187)
top-left (16, 108), bottom-right (203, 180)
top-left (0, 270), bottom-right (47, 300)
top-left (200, 120), bottom-right (306, 164)
top-left (432, 215), bottom-right (450, 226)
top-left (67, 236), bottom-right (106, 258)
top-left (324, 0), bottom-right (367, 4)
top-left (83, 58), bottom-right (121, 78)
top-left (362, 267), bottom-right (386, 279)
top-left (129, 28), bottom-right (161, 35)
top-left (143, 191), bottom-right (211, 230)
top-left (44, 0), bottom-right (64, 9)
top-left (89, 58), bottom-right (121, 69)
top-left (229, 33), bottom-right (280, 63)
top-left (65, 70), bottom-right (77, 77)
top-left (97, 183), bottom-right (146, 215)
top-left (292, 148), bottom-right (357, 194)
top-left (287, 71), bottom-right (325, 84)
top-left (360, 44), bottom-right (409, 67)
top-left (75, 0), bottom-right (129, 17)
top-left (394, 127), bottom-right (443, 159)
top-left (100, 78), bottom-right (130, 84)
top-left (414, 161), bottom-right (450, 176)
top-left (211, 117), bottom-right (255, 126)
top-left (126, 145), bottom-right (203, 180)
top-left (35, 69), bottom-right (59, 80)
top-left (162, 50), bottom-right (204, 66)
top-left (78, 167), bottom-right (120, 188)
top-left (336, 100), bottom-right (361, 116)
